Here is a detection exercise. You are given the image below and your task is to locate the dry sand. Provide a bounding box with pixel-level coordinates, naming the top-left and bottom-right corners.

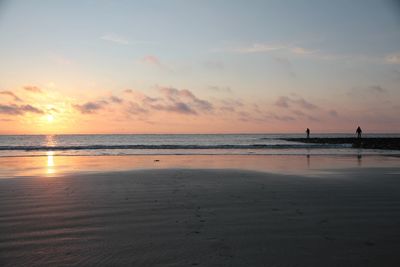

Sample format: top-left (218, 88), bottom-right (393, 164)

top-left (1, 168), bottom-right (400, 266)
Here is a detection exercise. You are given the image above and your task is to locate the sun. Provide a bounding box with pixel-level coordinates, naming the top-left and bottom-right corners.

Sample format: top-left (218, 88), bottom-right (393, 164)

top-left (47, 114), bottom-right (54, 123)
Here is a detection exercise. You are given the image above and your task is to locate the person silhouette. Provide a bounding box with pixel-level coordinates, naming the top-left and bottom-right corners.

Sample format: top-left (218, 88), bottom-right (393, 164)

top-left (306, 128), bottom-right (310, 139)
top-left (356, 126), bottom-right (362, 139)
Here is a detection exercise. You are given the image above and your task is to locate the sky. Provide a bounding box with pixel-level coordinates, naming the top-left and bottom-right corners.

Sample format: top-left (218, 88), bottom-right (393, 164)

top-left (0, 0), bottom-right (399, 134)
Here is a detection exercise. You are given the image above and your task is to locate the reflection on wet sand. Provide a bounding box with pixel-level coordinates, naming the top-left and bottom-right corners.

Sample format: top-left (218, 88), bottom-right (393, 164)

top-left (47, 151), bottom-right (55, 175)
top-left (44, 135), bottom-right (57, 175)
top-left (357, 149), bottom-right (363, 166)
top-left (0, 154), bottom-right (400, 178)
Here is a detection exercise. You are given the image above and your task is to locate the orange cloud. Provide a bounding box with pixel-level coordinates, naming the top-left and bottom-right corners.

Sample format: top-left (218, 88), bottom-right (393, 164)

top-left (0, 104), bottom-right (44, 115)
top-left (73, 101), bottom-right (108, 114)
top-left (0, 91), bottom-right (22, 102)
top-left (23, 86), bottom-right (42, 93)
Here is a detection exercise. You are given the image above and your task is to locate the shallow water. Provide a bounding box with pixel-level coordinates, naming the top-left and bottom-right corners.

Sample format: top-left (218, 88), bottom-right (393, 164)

top-left (1, 154), bottom-right (399, 179)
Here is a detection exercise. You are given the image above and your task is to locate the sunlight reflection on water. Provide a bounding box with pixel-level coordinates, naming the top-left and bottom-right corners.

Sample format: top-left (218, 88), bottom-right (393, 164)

top-left (45, 135), bottom-right (57, 147)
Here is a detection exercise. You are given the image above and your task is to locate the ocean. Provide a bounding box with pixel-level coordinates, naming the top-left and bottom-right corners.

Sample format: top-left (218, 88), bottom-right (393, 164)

top-left (1, 133), bottom-right (399, 157)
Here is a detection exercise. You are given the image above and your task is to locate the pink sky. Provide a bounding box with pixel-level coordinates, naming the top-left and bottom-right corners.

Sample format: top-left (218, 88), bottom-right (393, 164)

top-left (0, 83), bottom-right (398, 134)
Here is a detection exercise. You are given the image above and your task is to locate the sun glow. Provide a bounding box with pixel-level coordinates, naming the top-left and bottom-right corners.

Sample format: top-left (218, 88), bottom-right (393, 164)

top-left (47, 114), bottom-right (54, 123)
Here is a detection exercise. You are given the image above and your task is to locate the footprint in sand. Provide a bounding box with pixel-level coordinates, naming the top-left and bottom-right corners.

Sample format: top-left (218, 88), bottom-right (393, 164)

top-left (365, 241), bottom-right (375, 246)
top-left (318, 219), bottom-right (329, 224)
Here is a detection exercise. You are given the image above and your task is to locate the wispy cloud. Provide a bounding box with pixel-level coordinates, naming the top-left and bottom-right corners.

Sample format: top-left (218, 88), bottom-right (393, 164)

top-left (233, 43), bottom-right (285, 53)
top-left (0, 104), bottom-right (43, 115)
top-left (296, 98), bottom-right (318, 110)
top-left (273, 56), bottom-right (296, 77)
top-left (385, 53), bottom-right (400, 64)
top-left (267, 112), bottom-right (296, 122)
top-left (275, 96), bottom-right (290, 108)
top-left (73, 101), bottom-right (109, 114)
top-left (0, 91), bottom-right (22, 102)
top-left (101, 33), bottom-right (155, 46)
top-left (275, 96), bottom-right (318, 110)
top-left (203, 60), bottom-right (224, 70)
top-left (348, 85), bottom-right (387, 98)
top-left (109, 96), bottom-right (123, 104)
top-left (157, 87), bottom-right (214, 114)
top-left (289, 46), bottom-right (314, 55)
top-left (219, 105), bottom-right (235, 112)
top-left (230, 42), bottom-right (386, 64)
top-left (328, 110), bottom-right (338, 117)
top-left (74, 87), bottom-right (213, 116)
top-left (368, 85), bottom-right (386, 94)
top-left (127, 102), bottom-right (148, 115)
top-left (140, 55), bottom-right (174, 72)
top-left (101, 33), bottom-right (130, 45)
top-left (217, 99), bottom-right (244, 113)
top-left (232, 43), bottom-right (315, 55)
top-left (228, 42), bottom-right (393, 64)
top-left (141, 55), bottom-right (161, 66)
top-left (23, 86), bottom-right (42, 93)
top-left (153, 101), bottom-right (197, 115)
top-left (207, 85), bottom-right (232, 93)
top-left (290, 109), bottom-right (320, 121)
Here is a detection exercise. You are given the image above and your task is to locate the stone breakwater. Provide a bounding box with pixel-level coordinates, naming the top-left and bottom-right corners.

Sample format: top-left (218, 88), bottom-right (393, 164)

top-left (281, 138), bottom-right (400, 150)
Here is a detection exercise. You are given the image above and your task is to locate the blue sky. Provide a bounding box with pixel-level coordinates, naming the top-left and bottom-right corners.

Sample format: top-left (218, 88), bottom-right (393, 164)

top-left (0, 0), bottom-right (399, 133)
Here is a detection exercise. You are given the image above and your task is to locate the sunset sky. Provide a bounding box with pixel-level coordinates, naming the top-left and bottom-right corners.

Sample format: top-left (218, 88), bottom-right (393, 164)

top-left (0, 0), bottom-right (399, 134)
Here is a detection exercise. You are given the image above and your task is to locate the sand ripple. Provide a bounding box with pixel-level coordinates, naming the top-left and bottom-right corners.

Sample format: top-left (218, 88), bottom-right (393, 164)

top-left (1, 169), bottom-right (400, 266)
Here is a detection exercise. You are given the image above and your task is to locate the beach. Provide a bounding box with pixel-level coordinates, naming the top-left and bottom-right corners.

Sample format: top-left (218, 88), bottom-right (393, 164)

top-left (1, 156), bottom-right (400, 266)
top-left (2, 0), bottom-right (400, 266)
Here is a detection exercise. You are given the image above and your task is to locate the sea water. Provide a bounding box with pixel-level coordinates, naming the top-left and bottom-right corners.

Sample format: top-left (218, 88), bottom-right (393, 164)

top-left (0, 133), bottom-right (399, 157)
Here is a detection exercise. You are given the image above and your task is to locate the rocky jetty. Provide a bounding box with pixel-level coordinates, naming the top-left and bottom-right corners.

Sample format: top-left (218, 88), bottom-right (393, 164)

top-left (281, 137), bottom-right (400, 150)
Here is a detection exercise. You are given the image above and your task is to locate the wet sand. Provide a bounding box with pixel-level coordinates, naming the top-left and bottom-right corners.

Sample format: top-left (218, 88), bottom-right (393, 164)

top-left (1, 168), bottom-right (400, 266)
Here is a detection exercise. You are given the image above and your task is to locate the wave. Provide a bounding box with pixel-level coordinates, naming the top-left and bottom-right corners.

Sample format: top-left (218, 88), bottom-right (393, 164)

top-left (0, 143), bottom-right (352, 151)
